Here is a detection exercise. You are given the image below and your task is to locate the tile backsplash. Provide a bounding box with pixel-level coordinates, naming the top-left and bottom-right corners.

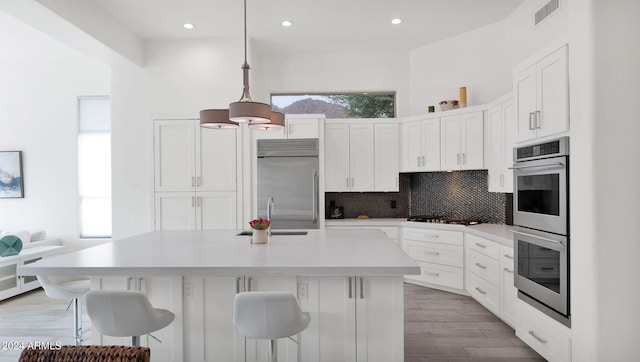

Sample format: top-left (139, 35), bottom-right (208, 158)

top-left (325, 170), bottom-right (512, 224)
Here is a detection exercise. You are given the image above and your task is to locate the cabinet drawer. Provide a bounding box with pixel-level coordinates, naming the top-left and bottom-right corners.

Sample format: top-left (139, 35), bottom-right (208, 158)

top-left (467, 272), bottom-right (499, 315)
top-left (500, 245), bottom-right (515, 267)
top-left (517, 301), bottom-right (572, 362)
top-left (408, 261), bottom-right (463, 290)
top-left (467, 249), bottom-right (500, 285)
top-left (466, 234), bottom-right (500, 260)
top-left (403, 228), bottom-right (463, 246)
top-left (405, 241), bottom-right (462, 267)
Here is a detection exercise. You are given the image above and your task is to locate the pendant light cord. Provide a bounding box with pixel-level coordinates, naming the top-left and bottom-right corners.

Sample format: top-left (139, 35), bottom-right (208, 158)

top-left (239, 0), bottom-right (252, 102)
top-left (243, 0), bottom-right (247, 64)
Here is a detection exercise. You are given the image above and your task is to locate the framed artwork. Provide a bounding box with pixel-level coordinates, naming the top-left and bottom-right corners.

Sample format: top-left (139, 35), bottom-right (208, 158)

top-left (0, 151), bottom-right (24, 198)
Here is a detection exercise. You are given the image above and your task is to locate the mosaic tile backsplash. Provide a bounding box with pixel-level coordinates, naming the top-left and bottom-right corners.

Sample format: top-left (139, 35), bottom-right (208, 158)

top-left (325, 170), bottom-right (512, 224)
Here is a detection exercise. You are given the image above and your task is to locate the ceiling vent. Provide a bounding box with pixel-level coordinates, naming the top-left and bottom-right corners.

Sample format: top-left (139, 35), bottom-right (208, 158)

top-left (535, 0), bottom-right (560, 26)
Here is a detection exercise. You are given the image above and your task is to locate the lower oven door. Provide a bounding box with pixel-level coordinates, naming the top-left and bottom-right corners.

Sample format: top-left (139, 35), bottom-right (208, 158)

top-left (514, 227), bottom-right (569, 316)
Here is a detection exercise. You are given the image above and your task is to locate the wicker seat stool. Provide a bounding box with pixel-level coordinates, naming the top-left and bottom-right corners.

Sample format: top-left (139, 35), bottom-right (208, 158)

top-left (18, 345), bottom-right (150, 362)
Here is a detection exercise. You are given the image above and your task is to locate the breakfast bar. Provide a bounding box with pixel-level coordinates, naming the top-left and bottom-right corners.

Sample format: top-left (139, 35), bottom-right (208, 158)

top-left (18, 228), bottom-right (420, 362)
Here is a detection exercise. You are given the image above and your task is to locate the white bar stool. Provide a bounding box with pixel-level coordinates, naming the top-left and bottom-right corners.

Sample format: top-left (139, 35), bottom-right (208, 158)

top-left (233, 291), bottom-right (311, 362)
top-left (85, 290), bottom-right (175, 346)
top-left (37, 276), bottom-right (90, 345)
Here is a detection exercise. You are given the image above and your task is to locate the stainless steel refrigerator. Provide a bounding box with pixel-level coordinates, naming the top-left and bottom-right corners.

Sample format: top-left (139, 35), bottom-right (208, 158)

top-left (257, 139), bottom-right (320, 229)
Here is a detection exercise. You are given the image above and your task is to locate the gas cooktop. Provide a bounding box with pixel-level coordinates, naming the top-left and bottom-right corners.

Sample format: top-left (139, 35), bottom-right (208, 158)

top-left (406, 215), bottom-right (481, 226)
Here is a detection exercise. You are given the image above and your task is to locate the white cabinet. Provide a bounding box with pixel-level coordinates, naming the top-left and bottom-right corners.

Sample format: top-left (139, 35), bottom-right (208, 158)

top-left (0, 246), bottom-right (65, 301)
top-left (400, 117), bottom-right (440, 172)
top-left (253, 114), bottom-right (322, 140)
top-left (465, 234), bottom-right (500, 315)
top-left (513, 44), bottom-right (569, 142)
top-left (301, 276), bottom-right (404, 362)
top-left (154, 191), bottom-right (237, 230)
top-left (499, 245), bottom-right (517, 328)
top-left (517, 300), bottom-right (572, 362)
top-left (374, 123), bottom-right (399, 192)
top-left (91, 276), bottom-right (184, 362)
top-left (441, 111), bottom-right (484, 170)
top-left (402, 227), bottom-right (464, 290)
top-left (153, 119), bottom-right (238, 230)
top-left (487, 96), bottom-right (516, 193)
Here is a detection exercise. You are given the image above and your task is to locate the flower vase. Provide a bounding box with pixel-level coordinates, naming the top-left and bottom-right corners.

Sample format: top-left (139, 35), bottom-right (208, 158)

top-left (251, 229), bottom-right (269, 244)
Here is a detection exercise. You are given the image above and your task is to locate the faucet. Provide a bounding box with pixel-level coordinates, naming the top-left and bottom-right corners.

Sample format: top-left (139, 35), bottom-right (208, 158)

top-left (266, 196), bottom-right (274, 237)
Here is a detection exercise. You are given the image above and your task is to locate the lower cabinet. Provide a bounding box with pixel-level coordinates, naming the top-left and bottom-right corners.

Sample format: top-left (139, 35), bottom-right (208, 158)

top-left (154, 191), bottom-right (237, 230)
top-left (91, 276), bottom-right (184, 362)
top-left (499, 245), bottom-right (518, 328)
top-left (300, 276), bottom-right (404, 362)
top-left (516, 300), bottom-right (572, 362)
top-left (0, 245), bottom-right (65, 301)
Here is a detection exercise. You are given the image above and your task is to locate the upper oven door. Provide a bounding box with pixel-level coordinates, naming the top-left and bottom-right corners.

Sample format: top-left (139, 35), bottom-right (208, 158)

top-left (512, 156), bottom-right (568, 235)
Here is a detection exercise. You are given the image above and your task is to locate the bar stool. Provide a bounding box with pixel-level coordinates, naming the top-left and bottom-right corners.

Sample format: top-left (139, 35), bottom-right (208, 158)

top-left (37, 276), bottom-right (90, 345)
top-left (233, 291), bottom-right (311, 362)
top-left (85, 290), bottom-right (175, 346)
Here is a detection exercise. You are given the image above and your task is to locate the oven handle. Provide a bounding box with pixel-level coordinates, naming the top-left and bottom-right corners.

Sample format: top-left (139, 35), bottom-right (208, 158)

top-left (514, 230), bottom-right (565, 249)
top-left (509, 162), bottom-right (565, 170)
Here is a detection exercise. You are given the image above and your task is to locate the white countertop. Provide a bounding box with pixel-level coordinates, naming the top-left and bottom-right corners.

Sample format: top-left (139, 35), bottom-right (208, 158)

top-left (18, 229), bottom-right (420, 277)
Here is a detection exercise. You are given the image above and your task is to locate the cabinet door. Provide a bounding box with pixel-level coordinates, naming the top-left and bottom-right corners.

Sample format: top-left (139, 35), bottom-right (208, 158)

top-left (0, 262), bottom-right (18, 300)
top-left (183, 276), bottom-right (245, 362)
top-left (325, 124), bottom-right (351, 192)
top-left (440, 115), bottom-right (462, 170)
top-left (460, 111), bottom-right (483, 169)
top-left (500, 246), bottom-right (517, 328)
top-left (422, 118), bottom-right (441, 171)
top-left (401, 120), bottom-right (423, 172)
top-left (374, 123), bottom-right (399, 192)
top-left (286, 118), bottom-right (320, 139)
top-left (356, 277), bottom-right (404, 362)
top-left (197, 127), bottom-right (237, 191)
top-left (349, 123), bottom-right (374, 191)
top-left (502, 99), bottom-right (516, 192)
top-left (154, 120), bottom-right (196, 192)
top-left (514, 66), bottom-right (538, 142)
top-left (197, 191), bottom-right (237, 229)
top-left (487, 103), bottom-right (504, 192)
top-left (155, 192), bottom-right (197, 230)
top-left (537, 46), bottom-right (569, 139)
top-left (302, 276), bottom-right (357, 362)
top-left (141, 277), bottom-right (184, 362)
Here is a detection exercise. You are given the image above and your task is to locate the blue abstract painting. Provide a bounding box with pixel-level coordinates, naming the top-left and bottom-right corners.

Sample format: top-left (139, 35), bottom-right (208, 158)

top-left (0, 151), bottom-right (23, 198)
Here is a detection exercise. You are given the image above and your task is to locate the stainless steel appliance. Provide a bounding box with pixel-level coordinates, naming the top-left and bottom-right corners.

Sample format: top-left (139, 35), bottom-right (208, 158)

top-left (257, 139), bottom-right (320, 229)
top-left (406, 215), bottom-right (481, 226)
top-left (512, 137), bottom-right (570, 326)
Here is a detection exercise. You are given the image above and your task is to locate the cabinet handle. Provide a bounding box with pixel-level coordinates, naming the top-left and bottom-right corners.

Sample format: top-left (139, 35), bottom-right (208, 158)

top-left (236, 277), bottom-right (242, 293)
top-left (462, 153), bottom-right (466, 164)
top-left (421, 156), bottom-right (425, 167)
top-left (504, 267), bottom-right (514, 273)
top-left (500, 174), bottom-right (504, 186)
top-left (197, 176), bottom-right (201, 187)
top-left (528, 330), bottom-right (548, 344)
top-left (197, 196), bottom-right (201, 207)
top-left (424, 233), bottom-right (440, 238)
top-left (288, 124), bottom-right (292, 135)
top-left (424, 251), bottom-right (440, 256)
top-left (423, 271), bottom-right (440, 277)
top-left (351, 178), bottom-right (354, 188)
top-left (192, 197), bottom-right (195, 207)
top-left (346, 178), bottom-right (350, 188)
top-left (535, 110), bottom-right (541, 129)
top-left (247, 277), bottom-right (253, 291)
top-left (348, 277), bottom-right (353, 299)
top-left (528, 112), bottom-right (536, 130)
top-left (359, 277), bottom-right (364, 299)
top-left (475, 263), bottom-right (487, 270)
top-left (475, 243), bottom-right (487, 248)
top-left (191, 176), bottom-right (195, 187)
top-left (456, 153), bottom-right (460, 165)
top-left (127, 277), bottom-right (134, 290)
top-left (138, 277), bottom-right (146, 292)
top-left (475, 287), bottom-right (487, 295)
top-left (503, 254), bottom-right (514, 260)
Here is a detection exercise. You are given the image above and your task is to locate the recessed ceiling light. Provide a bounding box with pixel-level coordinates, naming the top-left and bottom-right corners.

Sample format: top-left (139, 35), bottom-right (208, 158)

top-left (391, 18), bottom-right (402, 25)
top-left (183, 23), bottom-right (195, 29)
top-left (281, 20), bottom-right (293, 27)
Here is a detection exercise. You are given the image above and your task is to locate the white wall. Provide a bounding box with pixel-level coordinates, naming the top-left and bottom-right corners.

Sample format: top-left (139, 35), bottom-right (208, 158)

top-left (409, 0), bottom-right (569, 114)
top-left (0, 11), bottom-right (110, 247)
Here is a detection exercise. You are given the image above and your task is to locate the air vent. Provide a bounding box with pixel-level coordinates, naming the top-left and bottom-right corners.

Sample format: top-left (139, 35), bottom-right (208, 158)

top-left (535, 0), bottom-right (559, 26)
top-left (257, 139), bottom-right (319, 157)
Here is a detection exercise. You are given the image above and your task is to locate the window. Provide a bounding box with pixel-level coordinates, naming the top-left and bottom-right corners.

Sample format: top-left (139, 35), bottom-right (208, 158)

top-left (271, 93), bottom-right (395, 118)
top-left (78, 96), bottom-right (111, 238)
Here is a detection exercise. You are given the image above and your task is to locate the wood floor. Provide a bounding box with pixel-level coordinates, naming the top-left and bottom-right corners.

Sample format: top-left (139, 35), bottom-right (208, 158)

top-left (0, 284), bottom-right (544, 362)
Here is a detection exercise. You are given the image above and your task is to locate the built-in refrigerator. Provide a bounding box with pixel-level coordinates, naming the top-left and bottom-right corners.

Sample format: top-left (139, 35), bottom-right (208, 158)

top-left (257, 138), bottom-right (320, 229)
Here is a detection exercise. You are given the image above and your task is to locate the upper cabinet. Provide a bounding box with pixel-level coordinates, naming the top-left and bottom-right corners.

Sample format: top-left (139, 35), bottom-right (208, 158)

top-left (441, 111), bottom-right (484, 170)
top-left (400, 117), bottom-right (440, 172)
top-left (325, 120), bottom-right (399, 192)
top-left (154, 119), bottom-right (237, 192)
top-left (513, 44), bottom-right (569, 143)
top-left (253, 114), bottom-right (323, 140)
top-left (487, 96), bottom-right (516, 193)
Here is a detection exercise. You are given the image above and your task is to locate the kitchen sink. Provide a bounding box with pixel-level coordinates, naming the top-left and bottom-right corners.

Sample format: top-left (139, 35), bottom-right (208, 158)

top-left (236, 231), bottom-right (308, 236)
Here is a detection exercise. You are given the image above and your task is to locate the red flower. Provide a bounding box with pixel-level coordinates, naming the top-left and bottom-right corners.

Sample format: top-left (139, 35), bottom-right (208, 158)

top-left (249, 218), bottom-right (271, 230)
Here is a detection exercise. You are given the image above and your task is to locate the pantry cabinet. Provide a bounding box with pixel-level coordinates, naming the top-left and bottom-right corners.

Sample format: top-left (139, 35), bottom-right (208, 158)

top-left (154, 191), bottom-right (237, 230)
top-left (487, 96), bottom-right (516, 193)
top-left (513, 44), bottom-right (569, 142)
top-left (400, 116), bottom-right (440, 172)
top-left (441, 111), bottom-right (484, 170)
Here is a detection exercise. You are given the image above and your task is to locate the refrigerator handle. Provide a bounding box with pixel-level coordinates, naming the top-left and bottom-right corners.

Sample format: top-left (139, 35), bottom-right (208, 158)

top-left (312, 170), bottom-right (319, 223)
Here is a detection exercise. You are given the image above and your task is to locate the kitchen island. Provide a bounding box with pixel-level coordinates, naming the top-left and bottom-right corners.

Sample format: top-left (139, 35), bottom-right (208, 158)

top-left (19, 228), bottom-right (419, 362)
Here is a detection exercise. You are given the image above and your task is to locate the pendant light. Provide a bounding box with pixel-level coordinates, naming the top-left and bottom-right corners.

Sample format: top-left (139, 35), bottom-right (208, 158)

top-left (228, 0), bottom-right (271, 124)
top-left (200, 109), bottom-right (238, 129)
top-left (248, 111), bottom-right (285, 130)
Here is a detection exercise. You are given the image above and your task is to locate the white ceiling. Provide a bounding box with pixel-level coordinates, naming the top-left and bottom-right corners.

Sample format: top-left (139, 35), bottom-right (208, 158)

top-left (85, 0), bottom-right (525, 53)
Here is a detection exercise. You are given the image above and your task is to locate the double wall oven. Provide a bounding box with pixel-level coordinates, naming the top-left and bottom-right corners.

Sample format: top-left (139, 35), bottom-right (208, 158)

top-left (512, 137), bottom-right (570, 326)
